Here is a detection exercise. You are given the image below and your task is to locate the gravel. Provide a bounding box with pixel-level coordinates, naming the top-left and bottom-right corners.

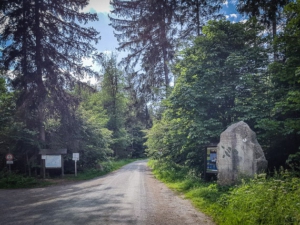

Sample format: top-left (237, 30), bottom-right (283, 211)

top-left (0, 160), bottom-right (215, 225)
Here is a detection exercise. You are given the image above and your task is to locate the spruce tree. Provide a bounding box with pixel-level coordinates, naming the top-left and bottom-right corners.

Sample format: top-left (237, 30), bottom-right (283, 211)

top-left (0, 0), bottom-right (100, 142)
top-left (110, 0), bottom-right (224, 99)
top-left (178, 0), bottom-right (224, 37)
top-left (237, 0), bottom-right (291, 46)
top-left (109, 0), bottom-right (177, 98)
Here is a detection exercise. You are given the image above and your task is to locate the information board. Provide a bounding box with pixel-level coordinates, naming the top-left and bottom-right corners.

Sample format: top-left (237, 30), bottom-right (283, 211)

top-left (45, 155), bottom-right (62, 168)
top-left (206, 147), bottom-right (217, 173)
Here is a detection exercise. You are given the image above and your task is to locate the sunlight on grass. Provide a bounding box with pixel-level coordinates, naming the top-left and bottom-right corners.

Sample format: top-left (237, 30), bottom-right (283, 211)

top-left (148, 160), bottom-right (300, 225)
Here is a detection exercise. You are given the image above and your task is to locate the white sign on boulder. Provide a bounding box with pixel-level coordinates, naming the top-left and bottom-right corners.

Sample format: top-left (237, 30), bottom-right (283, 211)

top-left (217, 121), bottom-right (268, 185)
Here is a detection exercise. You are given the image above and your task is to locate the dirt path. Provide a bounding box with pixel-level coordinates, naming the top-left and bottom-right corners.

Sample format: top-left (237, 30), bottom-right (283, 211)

top-left (0, 160), bottom-right (214, 225)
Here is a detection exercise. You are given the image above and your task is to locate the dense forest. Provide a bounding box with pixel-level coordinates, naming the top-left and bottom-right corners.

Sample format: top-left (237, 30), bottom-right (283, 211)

top-left (0, 0), bottom-right (300, 179)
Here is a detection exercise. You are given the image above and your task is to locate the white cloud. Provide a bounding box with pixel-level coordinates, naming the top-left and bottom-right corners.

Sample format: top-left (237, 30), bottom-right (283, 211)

top-left (81, 57), bottom-right (100, 85)
top-left (225, 15), bottom-right (229, 19)
top-left (230, 14), bottom-right (238, 18)
top-left (223, 1), bottom-right (229, 7)
top-left (82, 0), bottom-right (111, 13)
top-left (82, 56), bottom-right (99, 72)
top-left (230, 0), bottom-right (238, 4)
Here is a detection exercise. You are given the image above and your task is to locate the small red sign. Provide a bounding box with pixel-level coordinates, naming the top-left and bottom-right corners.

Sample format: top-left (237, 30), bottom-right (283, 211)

top-left (6, 153), bottom-right (13, 161)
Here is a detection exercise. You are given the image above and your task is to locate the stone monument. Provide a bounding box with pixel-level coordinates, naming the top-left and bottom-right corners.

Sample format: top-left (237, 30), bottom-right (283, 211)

top-left (217, 121), bottom-right (267, 185)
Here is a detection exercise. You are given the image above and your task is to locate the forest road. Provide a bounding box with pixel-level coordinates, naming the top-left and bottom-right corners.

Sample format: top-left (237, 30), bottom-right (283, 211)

top-left (0, 160), bottom-right (214, 225)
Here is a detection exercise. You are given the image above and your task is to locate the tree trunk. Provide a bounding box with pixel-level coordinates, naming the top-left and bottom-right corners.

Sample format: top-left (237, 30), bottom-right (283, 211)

top-left (160, 3), bottom-right (170, 97)
top-left (22, 0), bottom-right (28, 91)
top-left (34, 0), bottom-right (45, 97)
top-left (196, 0), bottom-right (201, 36)
top-left (272, 17), bottom-right (278, 61)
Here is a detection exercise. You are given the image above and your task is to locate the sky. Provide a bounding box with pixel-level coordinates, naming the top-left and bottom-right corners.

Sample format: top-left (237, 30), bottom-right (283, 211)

top-left (81, 0), bottom-right (244, 71)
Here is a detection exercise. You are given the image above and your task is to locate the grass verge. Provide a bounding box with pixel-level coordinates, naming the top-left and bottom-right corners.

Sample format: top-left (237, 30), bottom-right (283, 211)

top-left (0, 158), bottom-right (140, 188)
top-left (0, 171), bottom-right (51, 189)
top-left (66, 158), bottom-right (140, 181)
top-left (148, 160), bottom-right (300, 225)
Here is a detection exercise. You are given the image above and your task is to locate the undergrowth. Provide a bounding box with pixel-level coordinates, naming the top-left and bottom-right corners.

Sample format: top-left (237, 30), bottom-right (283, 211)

top-left (66, 158), bottom-right (139, 180)
top-left (0, 171), bottom-right (50, 188)
top-left (148, 160), bottom-right (300, 225)
top-left (0, 158), bottom-right (139, 188)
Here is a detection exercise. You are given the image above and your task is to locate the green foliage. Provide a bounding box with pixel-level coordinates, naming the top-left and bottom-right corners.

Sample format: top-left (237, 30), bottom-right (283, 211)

top-left (97, 54), bottom-right (133, 158)
top-left (67, 158), bottom-right (138, 180)
top-left (148, 160), bottom-right (190, 182)
top-left (0, 78), bottom-right (40, 173)
top-left (215, 174), bottom-right (300, 225)
top-left (254, 0), bottom-right (300, 168)
top-left (45, 88), bottom-right (113, 170)
top-left (146, 19), bottom-right (270, 175)
top-left (0, 0), bottom-right (103, 174)
top-left (149, 160), bottom-right (300, 225)
top-left (286, 152), bottom-right (300, 175)
top-left (1, 59), bottom-right (147, 174)
top-left (0, 171), bottom-right (40, 189)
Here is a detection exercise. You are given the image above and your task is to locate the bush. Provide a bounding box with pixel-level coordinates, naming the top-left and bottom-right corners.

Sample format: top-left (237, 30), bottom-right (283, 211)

top-left (215, 173), bottom-right (300, 225)
top-left (0, 171), bottom-right (39, 188)
top-left (286, 152), bottom-right (300, 176)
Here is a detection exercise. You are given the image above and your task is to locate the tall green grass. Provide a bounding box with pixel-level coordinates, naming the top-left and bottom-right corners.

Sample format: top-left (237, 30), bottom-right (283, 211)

top-left (148, 160), bottom-right (300, 225)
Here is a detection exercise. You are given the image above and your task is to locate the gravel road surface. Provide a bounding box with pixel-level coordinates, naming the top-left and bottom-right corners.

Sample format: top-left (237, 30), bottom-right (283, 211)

top-left (0, 160), bottom-right (214, 225)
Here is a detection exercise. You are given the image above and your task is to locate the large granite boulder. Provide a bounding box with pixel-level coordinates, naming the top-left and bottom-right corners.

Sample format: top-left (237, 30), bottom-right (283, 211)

top-left (217, 121), bottom-right (268, 185)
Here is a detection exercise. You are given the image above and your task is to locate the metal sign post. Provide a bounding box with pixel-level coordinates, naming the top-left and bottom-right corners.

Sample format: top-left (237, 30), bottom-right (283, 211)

top-left (75, 160), bottom-right (77, 177)
top-left (72, 153), bottom-right (79, 177)
top-left (6, 154), bottom-right (14, 174)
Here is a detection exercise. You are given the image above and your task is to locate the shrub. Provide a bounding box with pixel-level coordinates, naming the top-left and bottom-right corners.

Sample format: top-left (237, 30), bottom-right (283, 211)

top-left (149, 160), bottom-right (300, 225)
top-left (0, 171), bottom-right (39, 188)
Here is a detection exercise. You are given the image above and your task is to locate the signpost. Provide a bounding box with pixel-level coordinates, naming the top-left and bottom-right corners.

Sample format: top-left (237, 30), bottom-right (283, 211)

top-left (72, 153), bottom-right (79, 176)
top-left (5, 153), bottom-right (14, 173)
top-left (6, 153), bottom-right (13, 161)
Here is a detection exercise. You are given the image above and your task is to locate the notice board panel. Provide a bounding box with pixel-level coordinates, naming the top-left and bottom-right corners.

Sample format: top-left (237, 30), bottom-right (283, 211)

top-left (206, 147), bottom-right (217, 173)
top-left (45, 155), bottom-right (62, 168)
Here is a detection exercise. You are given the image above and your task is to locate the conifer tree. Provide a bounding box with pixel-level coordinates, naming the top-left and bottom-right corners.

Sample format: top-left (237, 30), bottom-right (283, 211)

top-left (237, 0), bottom-right (291, 44)
top-left (178, 0), bottom-right (224, 37)
top-left (110, 0), bottom-right (177, 98)
top-left (110, 0), bottom-right (224, 99)
top-left (0, 0), bottom-right (100, 142)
